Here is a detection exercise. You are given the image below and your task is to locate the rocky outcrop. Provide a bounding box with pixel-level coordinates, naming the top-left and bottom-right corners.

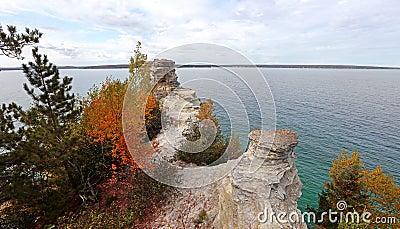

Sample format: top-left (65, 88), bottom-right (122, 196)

top-left (151, 129), bottom-right (307, 229)
top-left (148, 59), bottom-right (306, 228)
top-left (155, 87), bottom-right (202, 163)
top-left (150, 59), bottom-right (180, 101)
top-left (214, 130), bottom-right (307, 229)
top-left (150, 59), bottom-right (201, 161)
top-left (160, 87), bottom-right (201, 140)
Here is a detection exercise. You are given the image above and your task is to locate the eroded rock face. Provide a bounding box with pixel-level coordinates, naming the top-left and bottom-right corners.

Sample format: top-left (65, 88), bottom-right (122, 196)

top-left (150, 59), bottom-right (201, 157)
top-left (156, 87), bottom-right (201, 162)
top-left (149, 59), bottom-right (306, 228)
top-left (215, 130), bottom-right (307, 229)
top-left (150, 59), bottom-right (180, 101)
top-left (151, 129), bottom-right (307, 229)
top-left (160, 87), bottom-right (201, 138)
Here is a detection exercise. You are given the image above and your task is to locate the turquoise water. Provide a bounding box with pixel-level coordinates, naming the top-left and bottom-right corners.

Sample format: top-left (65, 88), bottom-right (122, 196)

top-left (265, 68), bottom-right (400, 210)
top-left (177, 67), bottom-right (400, 211)
top-left (1, 68), bottom-right (399, 210)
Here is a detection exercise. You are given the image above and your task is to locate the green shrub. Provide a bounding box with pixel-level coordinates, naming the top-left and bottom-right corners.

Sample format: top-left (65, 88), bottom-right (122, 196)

top-left (175, 99), bottom-right (242, 166)
top-left (194, 209), bottom-right (208, 225)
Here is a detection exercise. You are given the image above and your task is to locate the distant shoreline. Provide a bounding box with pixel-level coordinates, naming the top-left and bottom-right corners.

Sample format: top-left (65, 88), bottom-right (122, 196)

top-left (1, 64), bottom-right (400, 71)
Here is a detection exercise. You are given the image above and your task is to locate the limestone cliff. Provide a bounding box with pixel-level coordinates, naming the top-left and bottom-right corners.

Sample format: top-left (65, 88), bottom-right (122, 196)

top-left (150, 130), bottom-right (307, 229)
top-left (148, 59), bottom-right (306, 229)
top-left (150, 59), bottom-right (201, 161)
top-left (150, 59), bottom-right (180, 101)
top-left (214, 130), bottom-right (307, 229)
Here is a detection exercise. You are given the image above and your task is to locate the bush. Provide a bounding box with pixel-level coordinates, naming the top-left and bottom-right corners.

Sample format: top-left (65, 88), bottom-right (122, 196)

top-left (175, 99), bottom-right (242, 166)
top-left (57, 171), bottom-right (170, 228)
top-left (145, 95), bottom-right (162, 140)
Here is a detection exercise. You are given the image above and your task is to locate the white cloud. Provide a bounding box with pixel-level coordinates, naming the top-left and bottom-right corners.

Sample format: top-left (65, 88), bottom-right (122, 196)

top-left (1, 0), bottom-right (400, 66)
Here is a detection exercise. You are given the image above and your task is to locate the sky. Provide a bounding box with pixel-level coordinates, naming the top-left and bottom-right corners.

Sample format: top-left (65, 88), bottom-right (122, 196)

top-left (1, 0), bottom-right (400, 67)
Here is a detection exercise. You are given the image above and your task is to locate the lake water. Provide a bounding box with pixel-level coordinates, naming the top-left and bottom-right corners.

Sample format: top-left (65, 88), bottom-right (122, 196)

top-left (1, 68), bottom-right (399, 210)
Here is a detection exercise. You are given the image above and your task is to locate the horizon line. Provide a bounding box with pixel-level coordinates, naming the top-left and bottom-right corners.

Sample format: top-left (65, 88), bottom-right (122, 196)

top-left (1, 63), bottom-right (400, 71)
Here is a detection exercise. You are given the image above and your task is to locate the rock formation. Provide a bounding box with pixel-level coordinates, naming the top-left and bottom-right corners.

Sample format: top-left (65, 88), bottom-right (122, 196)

top-left (148, 59), bottom-right (307, 229)
top-left (151, 129), bottom-right (307, 229)
top-left (150, 59), bottom-right (180, 101)
top-left (154, 87), bottom-right (202, 163)
top-left (214, 130), bottom-right (307, 229)
top-left (150, 59), bottom-right (201, 161)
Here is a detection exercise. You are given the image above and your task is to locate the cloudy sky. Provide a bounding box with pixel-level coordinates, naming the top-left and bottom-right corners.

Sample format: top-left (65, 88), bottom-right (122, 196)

top-left (1, 0), bottom-right (400, 67)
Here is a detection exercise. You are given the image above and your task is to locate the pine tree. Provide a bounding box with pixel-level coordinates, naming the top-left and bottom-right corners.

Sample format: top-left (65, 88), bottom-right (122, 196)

top-left (0, 47), bottom-right (80, 227)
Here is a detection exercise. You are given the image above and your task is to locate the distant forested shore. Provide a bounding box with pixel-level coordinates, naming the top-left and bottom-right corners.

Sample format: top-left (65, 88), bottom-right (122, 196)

top-left (2, 64), bottom-right (400, 71)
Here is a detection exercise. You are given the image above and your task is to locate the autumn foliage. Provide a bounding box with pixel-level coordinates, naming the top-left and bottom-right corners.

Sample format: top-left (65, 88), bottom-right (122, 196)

top-left (82, 78), bottom-right (132, 168)
top-left (313, 151), bottom-right (400, 229)
top-left (363, 165), bottom-right (400, 228)
top-left (57, 42), bottom-right (168, 228)
top-left (81, 78), bottom-right (161, 171)
top-left (80, 42), bottom-right (160, 172)
top-left (0, 40), bottom-right (168, 227)
top-left (196, 98), bottom-right (218, 127)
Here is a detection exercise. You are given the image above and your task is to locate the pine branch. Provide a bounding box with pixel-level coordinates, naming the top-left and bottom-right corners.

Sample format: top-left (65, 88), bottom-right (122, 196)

top-left (0, 24), bottom-right (42, 60)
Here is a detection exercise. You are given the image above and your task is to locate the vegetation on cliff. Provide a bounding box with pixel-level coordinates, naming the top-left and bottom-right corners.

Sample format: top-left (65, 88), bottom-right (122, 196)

top-left (0, 47), bottom-right (85, 226)
top-left (175, 98), bottom-right (242, 166)
top-left (0, 28), bottom-right (168, 227)
top-left (311, 151), bottom-right (400, 229)
top-left (0, 26), bottom-right (233, 227)
top-left (1, 25), bottom-right (398, 229)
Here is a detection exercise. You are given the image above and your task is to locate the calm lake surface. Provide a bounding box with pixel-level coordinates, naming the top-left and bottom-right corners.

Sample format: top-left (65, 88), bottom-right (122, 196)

top-left (1, 68), bottom-right (399, 210)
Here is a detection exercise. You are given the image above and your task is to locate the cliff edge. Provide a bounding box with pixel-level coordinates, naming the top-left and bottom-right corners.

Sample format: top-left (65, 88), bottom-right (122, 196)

top-left (148, 59), bottom-right (306, 229)
top-left (214, 130), bottom-right (307, 229)
top-left (150, 129), bottom-right (307, 229)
